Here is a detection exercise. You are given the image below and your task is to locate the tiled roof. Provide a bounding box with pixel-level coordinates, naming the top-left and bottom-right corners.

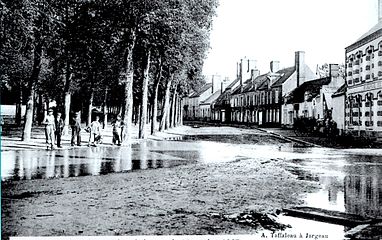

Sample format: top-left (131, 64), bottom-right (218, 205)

top-left (226, 78), bottom-right (240, 89)
top-left (242, 74), bottom-right (269, 93)
top-left (200, 91), bottom-right (221, 105)
top-left (332, 84), bottom-right (347, 97)
top-left (189, 83), bottom-right (212, 98)
top-left (231, 85), bottom-right (243, 95)
top-left (286, 77), bottom-right (331, 104)
top-left (213, 90), bottom-right (231, 107)
top-left (272, 67), bottom-right (296, 87)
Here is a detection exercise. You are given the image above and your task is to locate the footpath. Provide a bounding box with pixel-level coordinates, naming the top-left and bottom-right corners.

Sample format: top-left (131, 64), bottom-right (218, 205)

top-left (0, 123), bottom-right (190, 151)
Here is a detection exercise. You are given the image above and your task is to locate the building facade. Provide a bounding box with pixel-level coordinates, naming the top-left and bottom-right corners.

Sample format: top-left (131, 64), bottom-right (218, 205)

top-left (345, 3), bottom-right (382, 138)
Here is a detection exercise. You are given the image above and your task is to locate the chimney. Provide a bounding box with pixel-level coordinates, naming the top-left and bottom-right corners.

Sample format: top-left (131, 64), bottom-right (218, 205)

top-left (270, 61), bottom-right (280, 73)
top-left (379, 0), bottom-right (382, 22)
top-left (221, 81), bottom-right (223, 94)
top-left (251, 69), bottom-right (260, 80)
top-left (295, 51), bottom-right (306, 87)
top-left (240, 59), bottom-right (243, 86)
top-left (329, 64), bottom-right (339, 78)
top-left (211, 75), bottom-right (214, 93)
top-left (236, 62), bottom-right (239, 78)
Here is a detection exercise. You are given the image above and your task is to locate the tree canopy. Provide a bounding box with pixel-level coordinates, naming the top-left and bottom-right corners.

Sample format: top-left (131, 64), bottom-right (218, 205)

top-left (1, 0), bottom-right (218, 142)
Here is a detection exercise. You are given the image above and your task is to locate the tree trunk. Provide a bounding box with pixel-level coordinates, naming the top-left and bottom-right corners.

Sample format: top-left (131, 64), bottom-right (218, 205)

top-left (44, 95), bottom-right (49, 119)
top-left (62, 61), bottom-right (72, 136)
top-left (150, 57), bottom-right (162, 135)
top-left (159, 77), bottom-right (172, 132)
top-left (175, 95), bottom-right (180, 127)
top-left (15, 85), bottom-right (22, 126)
top-left (63, 93), bottom-right (71, 135)
top-left (121, 30), bottom-right (136, 145)
top-left (170, 91), bottom-right (176, 128)
top-left (22, 87), bottom-right (35, 141)
top-left (87, 89), bottom-right (94, 126)
top-left (139, 49), bottom-right (151, 139)
top-left (22, 42), bottom-right (42, 142)
top-left (103, 88), bottom-right (108, 129)
top-left (180, 98), bottom-right (183, 125)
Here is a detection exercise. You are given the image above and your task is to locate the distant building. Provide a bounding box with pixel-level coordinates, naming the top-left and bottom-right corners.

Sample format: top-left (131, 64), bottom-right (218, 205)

top-left (183, 75), bottom-right (223, 120)
top-left (200, 91), bottom-right (221, 121)
top-left (344, 0), bottom-right (382, 138)
top-left (284, 64), bottom-right (345, 128)
top-left (273, 51), bottom-right (317, 127)
top-left (211, 78), bottom-right (240, 122)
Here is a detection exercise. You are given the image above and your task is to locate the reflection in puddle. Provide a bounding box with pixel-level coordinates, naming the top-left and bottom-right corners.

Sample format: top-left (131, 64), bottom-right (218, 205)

top-left (1, 143), bottom-right (198, 181)
top-left (287, 153), bottom-right (382, 219)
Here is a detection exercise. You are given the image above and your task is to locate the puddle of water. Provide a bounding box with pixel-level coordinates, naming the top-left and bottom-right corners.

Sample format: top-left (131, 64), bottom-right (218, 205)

top-left (2, 133), bottom-right (382, 223)
top-left (1, 142), bottom-right (199, 181)
top-left (285, 149), bottom-right (382, 219)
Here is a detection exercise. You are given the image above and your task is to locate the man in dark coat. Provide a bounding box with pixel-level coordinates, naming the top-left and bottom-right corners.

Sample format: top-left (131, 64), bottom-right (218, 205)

top-left (55, 112), bottom-right (65, 148)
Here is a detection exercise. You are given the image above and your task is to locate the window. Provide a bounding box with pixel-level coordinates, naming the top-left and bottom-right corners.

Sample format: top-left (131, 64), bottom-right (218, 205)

top-left (379, 51), bottom-right (382, 56)
top-left (379, 61), bottom-right (382, 66)
top-left (275, 90), bottom-right (279, 103)
top-left (378, 100), bottom-right (382, 106)
top-left (366, 75), bottom-right (370, 80)
top-left (348, 72), bottom-right (352, 76)
top-left (354, 78), bottom-right (360, 83)
top-left (365, 101), bottom-right (373, 107)
top-left (372, 63), bottom-right (374, 68)
top-left (366, 56), bottom-right (371, 61)
top-left (348, 63), bottom-right (353, 67)
top-left (354, 69), bottom-right (359, 74)
top-left (348, 80), bottom-right (353, 85)
top-left (379, 71), bottom-right (382, 77)
top-left (378, 121), bottom-right (382, 127)
top-left (366, 65), bottom-right (370, 70)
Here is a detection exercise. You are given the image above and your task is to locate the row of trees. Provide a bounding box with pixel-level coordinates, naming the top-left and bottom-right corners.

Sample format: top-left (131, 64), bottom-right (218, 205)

top-left (1, 0), bottom-right (218, 144)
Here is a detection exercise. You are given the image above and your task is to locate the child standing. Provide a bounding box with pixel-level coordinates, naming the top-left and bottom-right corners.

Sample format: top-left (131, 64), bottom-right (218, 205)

top-left (43, 109), bottom-right (56, 150)
top-left (88, 116), bottom-right (102, 146)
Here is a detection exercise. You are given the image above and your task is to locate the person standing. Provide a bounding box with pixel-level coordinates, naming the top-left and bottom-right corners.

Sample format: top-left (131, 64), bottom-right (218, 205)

top-left (55, 112), bottom-right (64, 148)
top-left (71, 112), bottom-right (82, 146)
top-left (112, 115), bottom-right (124, 146)
top-left (88, 116), bottom-right (102, 146)
top-left (43, 109), bottom-right (56, 150)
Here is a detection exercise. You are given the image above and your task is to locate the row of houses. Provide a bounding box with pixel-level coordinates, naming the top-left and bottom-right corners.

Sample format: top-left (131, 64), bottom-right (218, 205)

top-left (183, 9), bottom-right (382, 138)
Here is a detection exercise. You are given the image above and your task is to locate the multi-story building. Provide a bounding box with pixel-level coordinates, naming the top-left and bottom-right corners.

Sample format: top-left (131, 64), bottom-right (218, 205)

top-left (344, 1), bottom-right (382, 138)
top-left (283, 64), bottom-right (345, 128)
top-left (211, 78), bottom-right (240, 122)
top-left (280, 51), bottom-right (318, 127)
top-left (183, 75), bottom-right (223, 120)
top-left (215, 51), bottom-right (316, 127)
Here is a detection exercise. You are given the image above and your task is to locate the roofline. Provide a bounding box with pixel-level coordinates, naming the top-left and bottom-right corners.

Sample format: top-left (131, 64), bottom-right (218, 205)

top-left (346, 28), bottom-right (382, 53)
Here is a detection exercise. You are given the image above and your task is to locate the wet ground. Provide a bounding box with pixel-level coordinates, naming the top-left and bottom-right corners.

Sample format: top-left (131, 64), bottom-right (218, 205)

top-left (2, 126), bottom-right (382, 239)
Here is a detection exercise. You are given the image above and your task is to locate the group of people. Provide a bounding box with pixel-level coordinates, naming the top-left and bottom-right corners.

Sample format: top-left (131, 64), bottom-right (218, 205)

top-left (42, 109), bottom-right (125, 150)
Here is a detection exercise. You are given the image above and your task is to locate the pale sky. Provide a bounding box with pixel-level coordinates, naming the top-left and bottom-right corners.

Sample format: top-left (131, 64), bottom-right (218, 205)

top-left (203, 0), bottom-right (378, 80)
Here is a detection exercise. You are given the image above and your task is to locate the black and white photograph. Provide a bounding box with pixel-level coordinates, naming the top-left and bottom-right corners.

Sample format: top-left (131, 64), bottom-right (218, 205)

top-left (1, 0), bottom-right (381, 239)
